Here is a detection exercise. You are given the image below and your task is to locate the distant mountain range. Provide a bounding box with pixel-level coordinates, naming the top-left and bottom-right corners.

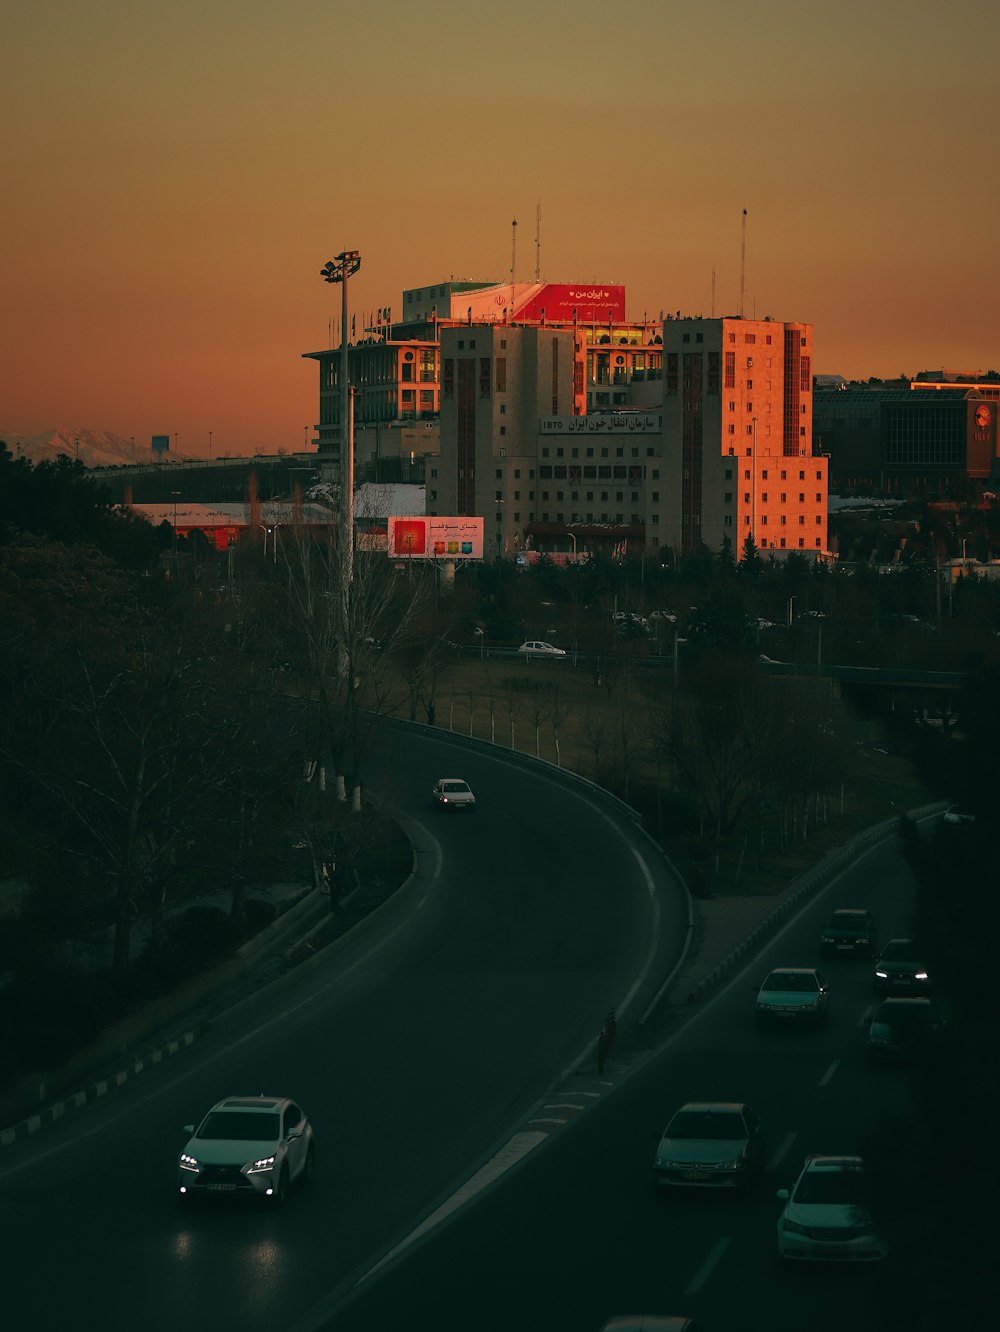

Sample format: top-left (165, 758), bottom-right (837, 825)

top-left (0, 428), bottom-right (195, 469)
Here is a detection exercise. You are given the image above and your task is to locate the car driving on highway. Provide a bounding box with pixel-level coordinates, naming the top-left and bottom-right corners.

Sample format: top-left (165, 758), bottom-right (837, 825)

top-left (178, 1095), bottom-right (315, 1203)
top-left (754, 966), bottom-right (829, 1028)
top-left (820, 907), bottom-right (878, 957)
top-left (653, 1101), bottom-right (766, 1191)
top-left (432, 777), bottom-right (476, 811)
top-left (873, 938), bottom-right (931, 994)
top-left (776, 1155), bottom-right (887, 1262)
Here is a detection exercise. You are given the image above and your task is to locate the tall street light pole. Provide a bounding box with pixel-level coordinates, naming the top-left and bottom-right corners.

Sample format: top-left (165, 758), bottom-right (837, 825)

top-left (321, 251), bottom-right (361, 597)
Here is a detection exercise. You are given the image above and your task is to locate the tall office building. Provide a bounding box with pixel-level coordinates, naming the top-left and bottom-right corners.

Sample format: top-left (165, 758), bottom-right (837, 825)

top-left (660, 317), bottom-right (828, 559)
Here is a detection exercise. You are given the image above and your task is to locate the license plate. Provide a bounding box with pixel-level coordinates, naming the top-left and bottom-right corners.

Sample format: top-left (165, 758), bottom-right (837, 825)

top-left (836, 944), bottom-right (852, 950)
top-left (207, 1183), bottom-right (237, 1192)
top-left (683, 1170), bottom-right (711, 1181)
top-left (892, 977), bottom-right (908, 985)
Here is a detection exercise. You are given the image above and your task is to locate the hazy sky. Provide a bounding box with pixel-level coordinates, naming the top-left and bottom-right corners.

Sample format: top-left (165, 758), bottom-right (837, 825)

top-left (3, 0), bottom-right (997, 453)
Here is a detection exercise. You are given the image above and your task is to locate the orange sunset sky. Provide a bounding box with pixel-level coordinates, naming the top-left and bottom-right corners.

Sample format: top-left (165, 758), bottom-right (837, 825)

top-left (3, 0), bottom-right (997, 455)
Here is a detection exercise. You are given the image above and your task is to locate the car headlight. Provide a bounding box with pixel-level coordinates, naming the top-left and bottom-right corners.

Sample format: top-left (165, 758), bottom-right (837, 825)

top-left (782, 1217), bottom-right (810, 1235)
top-left (915, 972), bottom-right (929, 981)
top-left (875, 971), bottom-right (888, 979)
top-left (247, 1155), bottom-right (276, 1173)
top-left (179, 1153), bottom-right (199, 1172)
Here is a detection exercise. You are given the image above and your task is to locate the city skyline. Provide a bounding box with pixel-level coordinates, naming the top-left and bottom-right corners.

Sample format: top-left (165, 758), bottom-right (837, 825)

top-left (3, 0), bottom-right (997, 454)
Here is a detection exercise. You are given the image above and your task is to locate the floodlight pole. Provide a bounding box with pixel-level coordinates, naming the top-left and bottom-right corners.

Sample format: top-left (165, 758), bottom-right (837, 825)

top-left (320, 251), bottom-right (360, 596)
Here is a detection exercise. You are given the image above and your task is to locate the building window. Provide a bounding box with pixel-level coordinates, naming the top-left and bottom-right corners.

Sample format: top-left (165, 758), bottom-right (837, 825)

top-left (724, 515), bottom-right (733, 526)
top-left (780, 515), bottom-right (787, 525)
top-left (724, 352), bottom-right (735, 388)
top-left (728, 424), bottom-right (736, 435)
top-left (500, 426), bottom-right (506, 435)
top-left (724, 492), bottom-right (733, 503)
top-left (743, 492), bottom-right (750, 503)
top-left (761, 491), bottom-right (768, 502)
top-left (761, 515), bottom-right (768, 525)
top-left (496, 357), bottom-right (506, 392)
top-left (761, 469), bottom-right (768, 479)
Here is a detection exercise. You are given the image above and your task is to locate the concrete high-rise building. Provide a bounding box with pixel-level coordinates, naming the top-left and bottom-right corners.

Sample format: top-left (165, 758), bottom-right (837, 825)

top-left (660, 316), bottom-right (828, 559)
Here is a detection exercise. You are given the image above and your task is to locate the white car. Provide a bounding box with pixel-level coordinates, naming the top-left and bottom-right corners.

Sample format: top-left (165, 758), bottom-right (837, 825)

top-left (776, 1155), bottom-right (887, 1262)
top-left (517, 640), bottom-right (566, 658)
top-left (178, 1095), bottom-right (315, 1203)
top-left (432, 777), bottom-right (476, 811)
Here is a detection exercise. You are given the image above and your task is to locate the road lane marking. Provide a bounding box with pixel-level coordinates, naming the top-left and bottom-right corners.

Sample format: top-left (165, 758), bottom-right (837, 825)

top-left (819, 1059), bottom-right (840, 1087)
top-left (363, 1130), bottom-right (549, 1278)
top-left (684, 1235), bottom-right (731, 1295)
top-left (768, 1131), bottom-right (797, 1173)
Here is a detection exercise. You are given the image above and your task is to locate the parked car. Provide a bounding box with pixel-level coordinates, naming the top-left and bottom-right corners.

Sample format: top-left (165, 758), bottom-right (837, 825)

top-left (517, 640), bottom-right (566, 658)
top-left (867, 997), bottom-right (947, 1062)
top-left (776, 1155), bottom-right (887, 1262)
top-left (873, 938), bottom-right (931, 994)
top-left (754, 967), bottom-right (829, 1028)
top-left (820, 908), bottom-right (878, 957)
top-left (178, 1095), bottom-right (315, 1203)
top-left (943, 803), bottom-right (975, 825)
top-left (653, 1101), bottom-right (766, 1191)
top-left (432, 777), bottom-right (476, 811)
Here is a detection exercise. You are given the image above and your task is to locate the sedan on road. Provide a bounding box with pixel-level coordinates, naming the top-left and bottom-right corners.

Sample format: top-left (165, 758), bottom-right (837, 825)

top-left (432, 777), bottom-right (477, 811)
top-left (653, 1101), bottom-right (766, 1191)
top-left (867, 997), bottom-right (946, 1062)
top-left (873, 938), bottom-right (931, 994)
top-left (178, 1095), bottom-right (315, 1203)
top-left (776, 1155), bottom-right (887, 1262)
top-left (820, 907), bottom-right (878, 957)
top-left (754, 967), bottom-right (829, 1028)
top-left (517, 640), bottom-right (566, 658)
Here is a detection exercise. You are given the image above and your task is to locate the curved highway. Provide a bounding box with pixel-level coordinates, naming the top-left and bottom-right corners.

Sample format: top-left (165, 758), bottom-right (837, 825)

top-left (311, 828), bottom-right (923, 1331)
top-left (2, 723), bottom-right (679, 1331)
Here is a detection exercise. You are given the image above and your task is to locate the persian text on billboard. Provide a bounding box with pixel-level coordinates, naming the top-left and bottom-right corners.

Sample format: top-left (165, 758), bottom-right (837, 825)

top-left (387, 515), bottom-right (484, 560)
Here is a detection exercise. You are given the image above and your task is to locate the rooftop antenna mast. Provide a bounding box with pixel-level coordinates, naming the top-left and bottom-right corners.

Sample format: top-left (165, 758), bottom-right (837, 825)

top-left (739, 208), bottom-right (747, 318)
top-left (535, 201), bottom-right (541, 282)
top-left (510, 218), bottom-right (518, 317)
top-left (711, 265), bottom-right (716, 319)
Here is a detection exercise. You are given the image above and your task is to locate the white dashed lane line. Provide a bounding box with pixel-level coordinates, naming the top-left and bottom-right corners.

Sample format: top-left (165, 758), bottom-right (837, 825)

top-left (684, 1235), bottom-right (731, 1296)
top-left (819, 1059), bottom-right (840, 1087)
top-left (767, 1131), bottom-right (797, 1173)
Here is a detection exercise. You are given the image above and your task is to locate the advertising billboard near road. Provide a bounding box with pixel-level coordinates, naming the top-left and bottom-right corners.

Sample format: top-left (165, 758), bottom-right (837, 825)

top-left (388, 515), bottom-right (484, 560)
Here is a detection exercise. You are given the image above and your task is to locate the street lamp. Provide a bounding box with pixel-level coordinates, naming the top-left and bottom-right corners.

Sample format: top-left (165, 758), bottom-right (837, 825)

top-left (321, 250), bottom-right (361, 592)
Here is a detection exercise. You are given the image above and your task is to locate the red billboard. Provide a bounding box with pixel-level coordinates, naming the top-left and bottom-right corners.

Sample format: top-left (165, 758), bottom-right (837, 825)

top-left (516, 282), bottom-right (625, 324)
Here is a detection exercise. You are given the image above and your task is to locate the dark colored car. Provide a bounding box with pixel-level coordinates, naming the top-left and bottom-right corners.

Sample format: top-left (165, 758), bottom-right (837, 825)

top-left (873, 938), bottom-right (931, 995)
top-left (653, 1101), bottom-right (766, 1190)
top-left (867, 997), bottom-right (946, 1062)
top-left (820, 908), bottom-right (878, 957)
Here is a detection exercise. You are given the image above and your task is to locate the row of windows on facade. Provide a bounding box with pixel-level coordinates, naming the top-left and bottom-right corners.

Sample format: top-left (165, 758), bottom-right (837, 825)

top-left (724, 492), bottom-right (824, 504)
top-left (723, 468), bottom-right (824, 482)
top-left (541, 448), bottom-right (657, 460)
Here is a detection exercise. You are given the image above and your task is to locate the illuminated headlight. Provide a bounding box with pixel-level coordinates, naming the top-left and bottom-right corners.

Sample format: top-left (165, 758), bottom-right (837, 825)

top-left (915, 972), bottom-right (929, 981)
top-left (782, 1218), bottom-right (809, 1235)
top-left (875, 971), bottom-right (888, 979)
top-left (179, 1153), bottom-right (199, 1172)
top-left (247, 1155), bottom-right (276, 1173)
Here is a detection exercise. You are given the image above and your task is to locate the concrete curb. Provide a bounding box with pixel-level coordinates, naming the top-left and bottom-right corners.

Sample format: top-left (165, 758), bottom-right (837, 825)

top-left (681, 802), bottom-right (946, 1006)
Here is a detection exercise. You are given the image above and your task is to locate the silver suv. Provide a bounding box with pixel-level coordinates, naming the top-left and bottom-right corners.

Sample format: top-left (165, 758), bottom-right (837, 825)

top-left (178, 1095), bottom-right (315, 1203)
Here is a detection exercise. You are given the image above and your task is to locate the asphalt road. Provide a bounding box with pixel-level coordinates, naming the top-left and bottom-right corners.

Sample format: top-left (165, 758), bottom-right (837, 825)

top-left (309, 830), bottom-right (923, 1332)
top-left (2, 725), bottom-right (679, 1332)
